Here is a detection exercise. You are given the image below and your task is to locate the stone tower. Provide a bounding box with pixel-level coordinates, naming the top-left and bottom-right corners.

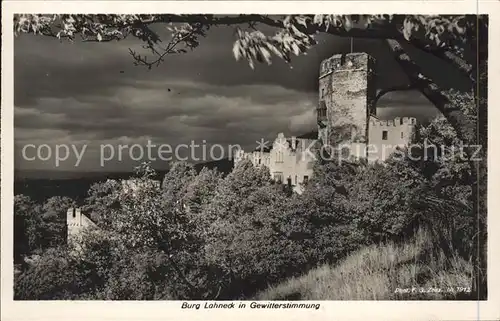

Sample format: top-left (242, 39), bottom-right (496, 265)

top-left (317, 52), bottom-right (376, 147)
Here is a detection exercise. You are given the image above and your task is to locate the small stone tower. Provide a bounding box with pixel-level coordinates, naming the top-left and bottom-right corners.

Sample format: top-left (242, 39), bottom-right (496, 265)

top-left (66, 207), bottom-right (97, 246)
top-left (317, 52), bottom-right (376, 147)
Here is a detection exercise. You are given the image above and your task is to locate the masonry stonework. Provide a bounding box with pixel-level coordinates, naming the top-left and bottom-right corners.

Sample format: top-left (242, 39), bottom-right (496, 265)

top-left (66, 207), bottom-right (98, 253)
top-left (318, 52), bottom-right (376, 147)
top-left (367, 116), bottom-right (417, 161)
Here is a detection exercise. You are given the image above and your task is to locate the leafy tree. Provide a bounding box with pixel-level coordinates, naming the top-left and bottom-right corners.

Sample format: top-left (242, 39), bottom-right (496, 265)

top-left (82, 179), bottom-right (122, 227)
top-left (84, 162), bottom-right (210, 298)
top-left (182, 166), bottom-right (222, 215)
top-left (161, 161), bottom-right (198, 203)
top-left (298, 161), bottom-right (372, 262)
top-left (14, 13), bottom-right (488, 298)
top-left (14, 194), bottom-right (43, 260)
top-left (202, 160), bottom-right (308, 297)
top-left (14, 247), bottom-right (86, 300)
top-left (13, 14), bottom-right (486, 142)
top-left (410, 98), bottom-right (475, 256)
top-left (97, 249), bottom-right (174, 300)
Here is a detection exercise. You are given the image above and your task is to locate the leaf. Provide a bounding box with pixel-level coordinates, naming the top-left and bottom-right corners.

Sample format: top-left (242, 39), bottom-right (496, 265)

top-left (313, 15), bottom-right (323, 26)
top-left (232, 41), bottom-right (242, 61)
top-left (344, 16), bottom-right (352, 31)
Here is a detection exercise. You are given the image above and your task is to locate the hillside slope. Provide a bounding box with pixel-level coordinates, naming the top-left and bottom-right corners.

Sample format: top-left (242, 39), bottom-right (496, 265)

top-left (255, 230), bottom-right (472, 300)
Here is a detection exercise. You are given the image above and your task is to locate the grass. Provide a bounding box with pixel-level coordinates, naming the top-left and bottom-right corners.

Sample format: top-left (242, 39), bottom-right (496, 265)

top-left (254, 229), bottom-right (473, 300)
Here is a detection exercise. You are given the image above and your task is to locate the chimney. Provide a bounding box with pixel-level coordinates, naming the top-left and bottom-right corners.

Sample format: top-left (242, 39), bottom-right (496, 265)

top-left (291, 136), bottom-right (297, 150)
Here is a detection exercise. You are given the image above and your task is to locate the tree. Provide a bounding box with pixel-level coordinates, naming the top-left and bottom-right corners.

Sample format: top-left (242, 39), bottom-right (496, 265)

top-left (14, 194), bottom-right (43, 260)
top-left (82, 179), bottom-right (122, 227)
top-left (14, 13), bottom-right (488, 299)
top-left (412, 100), bottom-right (475, 257)
top-left (203, 160), bottom-right (309, 298)
top-left (14, 246), bottom-right (86, 300)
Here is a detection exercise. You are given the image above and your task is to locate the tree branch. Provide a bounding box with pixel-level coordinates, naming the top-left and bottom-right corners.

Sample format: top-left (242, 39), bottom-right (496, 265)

top-left (385, 39), bottom-right (475, 144)
top-left (15, 14), bottom-right (474, 79)
top-left (374, 84), bottom-right (417, 107)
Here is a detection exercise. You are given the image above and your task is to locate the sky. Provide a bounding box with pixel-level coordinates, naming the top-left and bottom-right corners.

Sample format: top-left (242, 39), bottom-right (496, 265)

top-left (14, 19), bottom-right (462, 173)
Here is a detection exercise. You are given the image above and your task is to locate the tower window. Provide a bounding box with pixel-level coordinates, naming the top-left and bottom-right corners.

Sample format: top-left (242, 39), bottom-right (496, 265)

top-left (321, 88), bottom-right (325, 98)
top-left (303, 176), bottom-right (309, 184)
top-left (274, 172), bottom-right (283, 183)
top-left (72, 209), bottom-right (76, 218)
top-left (401, 132), bottom-right (404, 139)
top-left (382, 131), bottom-right (388, 140)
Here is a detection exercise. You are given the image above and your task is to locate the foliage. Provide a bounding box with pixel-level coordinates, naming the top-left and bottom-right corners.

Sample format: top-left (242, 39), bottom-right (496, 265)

top-left (14, 247), bottom-right (92, 300)
top-left (12, 12), bottom-right (486, 299)
top-left (14, 14), bottom-right (484, 69)
top-left (82, 179), bottom-right (122, 226)
top-left (203, 160), bottom-right (309, 298)
top-left (14, 195), bottom-right (44, 260)
top-left (94, 248), bottom-right (174, 300)
top-left (13, 142), bottom-right (475, 300)
top-left (41, 196), bottom-right (75, 248)
top-left (412, 105), bottom-right (475, 256)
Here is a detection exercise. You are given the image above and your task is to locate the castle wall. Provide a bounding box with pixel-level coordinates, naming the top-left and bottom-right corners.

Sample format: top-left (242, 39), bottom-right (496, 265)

top-left (234, 149), bottom-right (271, 168)
top-left (233, 134), bottom-right (317, 194)
top-left (233, 51), bottom-right (418, 192)
top-left (318, 52), bottom-right (376, 146)
top-left (367, 116), bottom-right (417, 161)
top-left (268, 134), bottom-right (316, 193)
top-left (67, 208), bottom-right (97, 247)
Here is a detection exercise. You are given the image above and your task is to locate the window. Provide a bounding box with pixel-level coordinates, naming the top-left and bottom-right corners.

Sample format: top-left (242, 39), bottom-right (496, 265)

top-left (317, 101), bottom-right (327, 119)
top-left (287, 177), bottom-right (292, 186)
top-left (276, 151), bottom-right (284, 163)
top-left (295, 175), bottom-right (297, 185)
top-left (274, 172), bottom-right (283, 183)
top-left (303, 176), bottom-right (309, 184)
top-left (258, 158), bottom-right (261, 165)
top-left (72, 209), bottom-right (76, 218)
top-left (382, 131), bottom-right (388, 140)
top-left (401, 132), bottom-right (404, 139)
top-left (321, 88), bottom-right (326, 98)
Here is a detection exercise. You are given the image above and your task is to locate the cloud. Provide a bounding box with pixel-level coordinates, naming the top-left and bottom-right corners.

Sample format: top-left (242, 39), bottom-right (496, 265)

top-left (14, 25), bottom-right (445, 172)
top-left (15, 78), bottom-right (318, 171)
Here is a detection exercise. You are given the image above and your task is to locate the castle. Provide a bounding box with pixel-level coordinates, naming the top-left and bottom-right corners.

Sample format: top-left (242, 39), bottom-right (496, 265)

top-left (66, 52), bottom-right (419, 241)
top-left (66, 179), bottom-right (160, 247)
top-left (233, 52), bottom-right (418, 193)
